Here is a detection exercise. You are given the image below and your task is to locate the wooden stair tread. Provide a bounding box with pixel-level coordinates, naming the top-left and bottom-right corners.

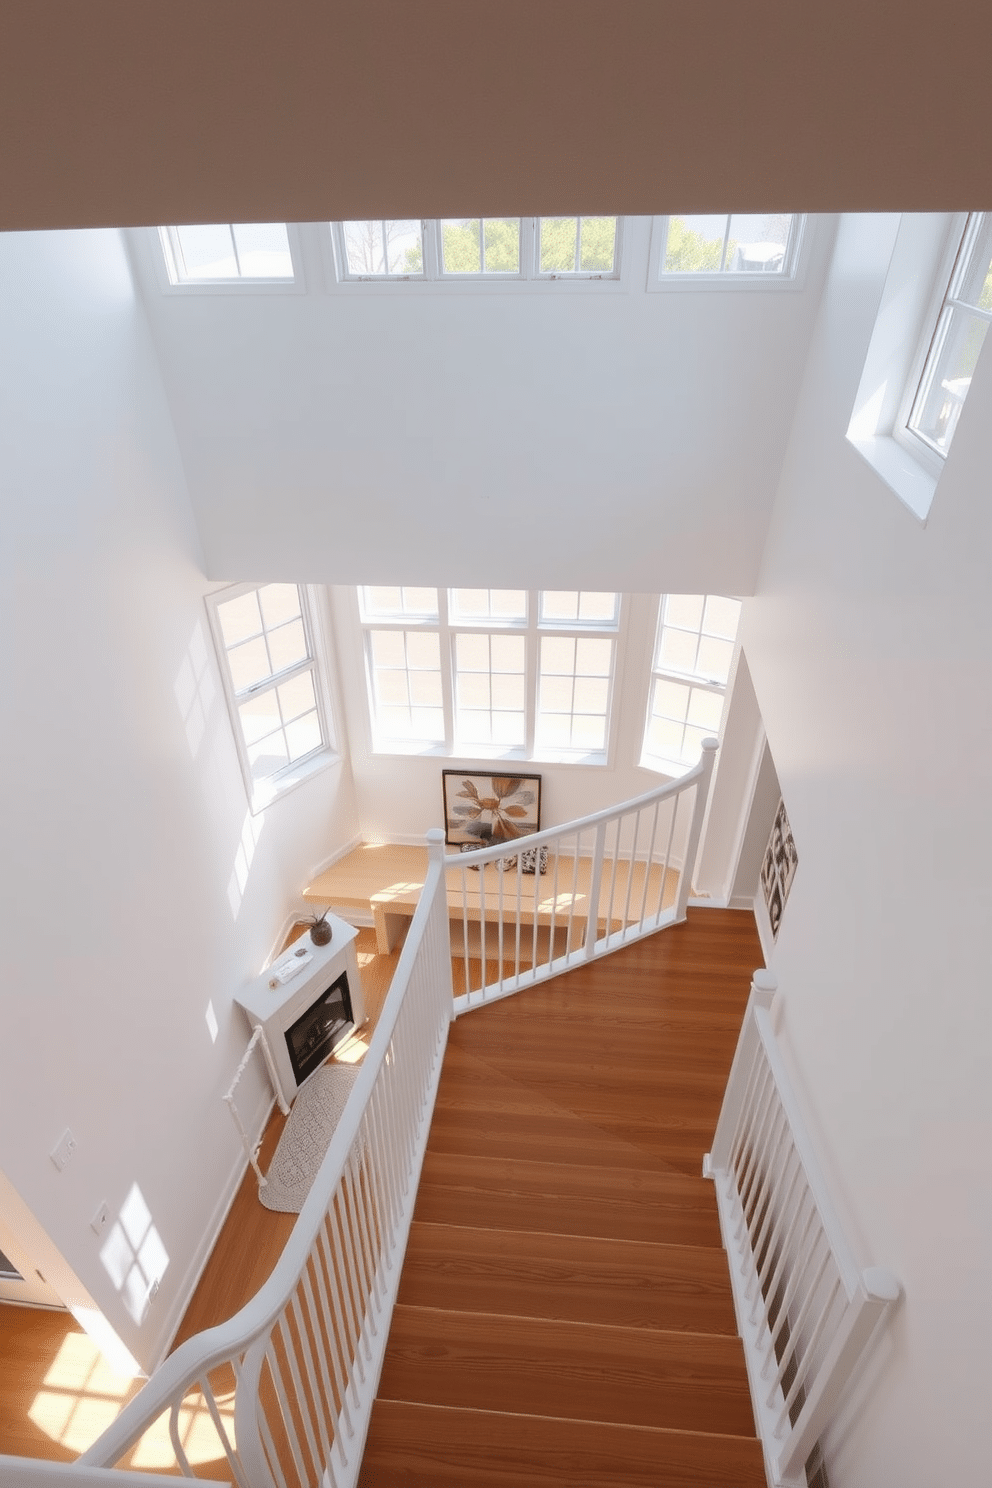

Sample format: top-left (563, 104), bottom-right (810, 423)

top-left (377, 1304), bottom-right (757, 1437)
top-left (398, 1222), bottom-right (738, 1334)
top-left (429, 1046), bottom-right (683, 1174)
top-left (359, 913), bottom-right (764, 1483)
top-left (413, 1151), bottom-right (724, 1248)
top-left (358, 1401), bottom-right (767, 1488)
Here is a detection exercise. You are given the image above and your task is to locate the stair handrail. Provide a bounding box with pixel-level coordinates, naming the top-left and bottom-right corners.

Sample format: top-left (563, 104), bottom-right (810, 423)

top-left (73, 829), bottom-right (454, 1488)
top-left (448, 738), bottom-right (717, 1011)
top-left (705, 972), bottom-right (900, 1488)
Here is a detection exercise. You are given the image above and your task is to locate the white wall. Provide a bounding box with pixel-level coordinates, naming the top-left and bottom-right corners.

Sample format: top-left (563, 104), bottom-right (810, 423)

top-left (128, 218), bottom-right (834, 598)
top-left (0, 230), bottom-right (360, 1371)
top-left (742, 215), bottom-right (992, 1484)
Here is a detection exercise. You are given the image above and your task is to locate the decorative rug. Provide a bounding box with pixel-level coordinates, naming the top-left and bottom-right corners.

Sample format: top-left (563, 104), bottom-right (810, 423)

top-left (259, 1063), bottom-right (361, 1213)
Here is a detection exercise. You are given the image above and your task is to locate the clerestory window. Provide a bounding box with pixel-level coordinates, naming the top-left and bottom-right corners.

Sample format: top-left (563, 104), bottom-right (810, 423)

top-left (159, 224), bottom-right (297, 286)
top-left (642, 595), bottom-right (741, 777)
top-left (904, 212), bottom-right (992, 460)
top-left (207, 583), bottom-right (336, 811)
top-left (651, 214), bottom-right (804, 287)
top-left (359, 588), bottom-right (622, 762)
top-left (331, 218), bottom-right (620, 283)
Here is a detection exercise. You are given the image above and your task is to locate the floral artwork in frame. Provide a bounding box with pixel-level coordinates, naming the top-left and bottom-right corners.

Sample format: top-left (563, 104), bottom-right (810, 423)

top-left (441, 770), bottom-right (542, 847)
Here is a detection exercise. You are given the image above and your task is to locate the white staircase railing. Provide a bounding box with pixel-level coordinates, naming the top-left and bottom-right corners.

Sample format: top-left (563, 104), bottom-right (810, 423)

top-left (704, 971), bottom-right (900, 1488)
top-left (2, 748), bottom-right (720, 1487)
top-left (449, 738), bottom-right (717, 1013)
top-left (54, 829), bottom-right (454, 1488)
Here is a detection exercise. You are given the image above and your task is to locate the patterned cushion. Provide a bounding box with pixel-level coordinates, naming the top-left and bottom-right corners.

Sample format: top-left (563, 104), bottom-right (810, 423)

top-left (460, 842), bottom-right (548, 874)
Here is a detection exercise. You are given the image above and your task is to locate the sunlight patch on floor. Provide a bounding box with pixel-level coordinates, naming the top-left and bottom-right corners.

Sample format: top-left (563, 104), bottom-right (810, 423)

top-left (28, 1331), bottom-right (232, 1466)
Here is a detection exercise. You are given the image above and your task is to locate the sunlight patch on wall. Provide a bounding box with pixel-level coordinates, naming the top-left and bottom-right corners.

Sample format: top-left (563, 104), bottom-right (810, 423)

top-left (98, 1183), bottom-right (169, 1325)
top-left (227, 808), bottom-right (265, 920)
top-left (205, 999), bottom-right (219, 1043)
top-left (174, 621), bottom-right (216, 759)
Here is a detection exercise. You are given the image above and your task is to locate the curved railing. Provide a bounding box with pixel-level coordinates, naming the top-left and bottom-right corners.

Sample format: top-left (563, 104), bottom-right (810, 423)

top-left (5, 748), bottom-right (720, 1487)
top-left (74, 830), bottom-right (455, 1488)
top-left (447, 739), bottom-right (717, 1011)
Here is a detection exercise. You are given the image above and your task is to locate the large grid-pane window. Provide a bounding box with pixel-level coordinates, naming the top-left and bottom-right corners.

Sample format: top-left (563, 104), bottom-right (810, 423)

top-left (907, 213), bottom-right (992, 458)
top-left (536, 634), bottom-right (614, 751)
top-left (643, 595), bottom-right (742, 776)
top-left (359, 588), bottom-right (621, 760)
top-left (454, 632), bottom-right (527, 745)
top-left (449, 589), bottom-right (527, 622)
top-left (210, 583), bottom-right (333, 806)
top-left (367, 629), bottom-right (445, 741)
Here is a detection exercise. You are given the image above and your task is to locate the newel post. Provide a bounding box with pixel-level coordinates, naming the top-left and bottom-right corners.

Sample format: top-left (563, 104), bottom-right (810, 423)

top-left (426, 826), bottom-right (447, 865)
top-left (675, 737), bottom-right (719, 921)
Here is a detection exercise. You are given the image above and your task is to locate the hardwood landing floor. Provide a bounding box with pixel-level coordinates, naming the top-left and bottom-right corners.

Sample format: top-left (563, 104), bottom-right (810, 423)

top-left (359, 907), bottom-right (767, 1487)
top-left (0, 926), bottom-right (400, 1476)
top-left (1, 911), bottom-right (765, 1485)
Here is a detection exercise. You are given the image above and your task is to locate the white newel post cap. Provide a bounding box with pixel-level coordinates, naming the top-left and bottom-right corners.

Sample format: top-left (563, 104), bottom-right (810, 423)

top-left (426, 826), bottom-right (447, 862)
top-left (751, 967), bottom-right (778, 1010)
top-left (861, 1267), bottom-right (901, 1303)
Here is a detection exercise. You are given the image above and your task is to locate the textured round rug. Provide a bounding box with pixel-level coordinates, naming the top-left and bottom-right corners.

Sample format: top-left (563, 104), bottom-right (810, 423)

top-left (260, 1063), bottom-right (361, 1213)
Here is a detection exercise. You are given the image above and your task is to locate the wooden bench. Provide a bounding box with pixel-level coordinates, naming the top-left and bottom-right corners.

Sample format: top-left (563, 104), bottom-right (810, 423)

top-left (303, 843), bottom-right (679, 956)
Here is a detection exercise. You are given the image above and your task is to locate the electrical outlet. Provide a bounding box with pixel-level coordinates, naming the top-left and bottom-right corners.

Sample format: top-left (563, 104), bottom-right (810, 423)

top-left (50, 1129), bottom-right (77, 1172)
top-left (90, 1201), bottom-right (110, 1236)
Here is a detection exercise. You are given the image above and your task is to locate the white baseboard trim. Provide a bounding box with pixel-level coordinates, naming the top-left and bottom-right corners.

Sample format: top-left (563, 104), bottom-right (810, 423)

top-left (307, 834), bottom-right (364, 878)
top-left (148, 1092), bottom-right (277, 1373)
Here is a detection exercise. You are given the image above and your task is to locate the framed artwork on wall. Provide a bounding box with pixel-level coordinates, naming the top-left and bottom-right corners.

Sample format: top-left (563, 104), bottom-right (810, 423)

top-left (441, 771), bottom-right (542, 846)
top-left (761, 798), bottom-right (798, 940)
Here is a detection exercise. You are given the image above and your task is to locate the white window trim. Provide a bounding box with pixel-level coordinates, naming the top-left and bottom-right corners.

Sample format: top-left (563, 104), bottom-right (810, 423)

top-left (847, 212), bottom-right (966, 523)
top-left (646, 214), bottom-right (810, 292)
top-left (640, 595), bottom-right (741, 779)
top-left (357, 588), bottom-right (625, 766)
top-left (895, 211), bottom-right (990, 470)
top-left (153, 224), bottom-right (307, 296)
top-left (325, 218), bottom-right (628, 295)
top-left (206, 582), bottom-right (339, 814)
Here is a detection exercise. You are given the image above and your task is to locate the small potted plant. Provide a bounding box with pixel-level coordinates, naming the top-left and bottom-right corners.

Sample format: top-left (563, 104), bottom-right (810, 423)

top-left (306, 907), bottom-right (333, 946)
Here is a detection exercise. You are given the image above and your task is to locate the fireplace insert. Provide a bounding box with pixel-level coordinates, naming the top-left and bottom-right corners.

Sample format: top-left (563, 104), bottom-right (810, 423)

top-left (284, 971), bottom-right (354, 1087)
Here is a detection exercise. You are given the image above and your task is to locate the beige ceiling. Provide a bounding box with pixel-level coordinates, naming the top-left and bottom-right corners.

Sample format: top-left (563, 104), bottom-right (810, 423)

top-left (2, 1), bottom-right (990, 231)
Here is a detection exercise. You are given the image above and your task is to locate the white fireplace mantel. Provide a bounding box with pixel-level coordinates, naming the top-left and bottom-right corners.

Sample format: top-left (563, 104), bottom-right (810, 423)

top-left (234, 914), bottom-right (365, 1107)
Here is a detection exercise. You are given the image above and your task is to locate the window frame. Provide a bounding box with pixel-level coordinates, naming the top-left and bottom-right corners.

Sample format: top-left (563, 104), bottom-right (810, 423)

top-left (326, 218), bottom-right (627, 293)
top-left (206, 581), bottom-right (339, 813)
top-left (640, 594), bottom-right (742, 778)
top-left (647, 214), bottom-right (808, 292)
top-left (357, 587), bottom-right (624, 765)
top-left (897, 211), bottom-right (991, 470)
top-left (155, 223), bottom-right (306, 296)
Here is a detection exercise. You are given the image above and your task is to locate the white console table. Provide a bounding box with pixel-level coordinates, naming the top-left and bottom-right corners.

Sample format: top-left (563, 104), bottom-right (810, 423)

top-left (234, 914), bottom-right (366, 1110)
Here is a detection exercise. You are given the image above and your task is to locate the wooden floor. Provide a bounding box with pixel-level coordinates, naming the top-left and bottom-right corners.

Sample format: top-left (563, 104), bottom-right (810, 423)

top-left (0, 925), bottom-right (401, 1475)
top-left (1, 909), bottom-right (765, 1486)
top-left (303, 841), bottom-right (680, 955)
top-left (359, 907), bottom-right (767, 1487)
